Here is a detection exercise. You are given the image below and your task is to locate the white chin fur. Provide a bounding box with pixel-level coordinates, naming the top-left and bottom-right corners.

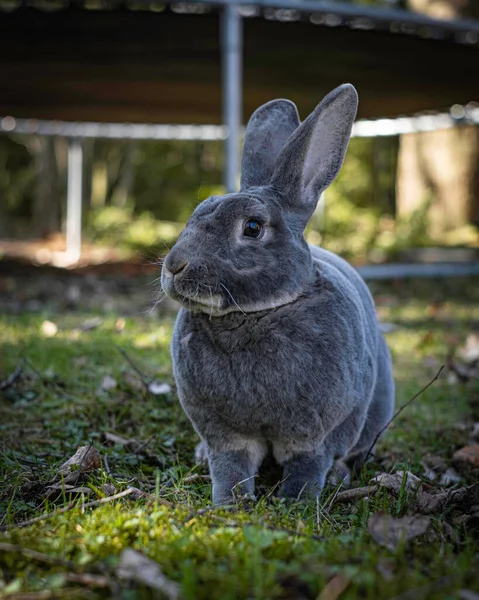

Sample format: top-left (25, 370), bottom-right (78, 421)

top-left (187, 291), bottom-right (300, 317)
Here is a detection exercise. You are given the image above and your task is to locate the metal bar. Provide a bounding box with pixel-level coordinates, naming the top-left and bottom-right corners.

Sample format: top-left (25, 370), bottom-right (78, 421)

top-left (221, 3), bottom-right (243, 192)
top-left (356, 262), bottom-right (479, 280)
top-left (2, 106), bottom-right (478, 141)
top-left (142, 0), bottom-right (479, 37)
top-left (66, 138), bottom-right (83, 262)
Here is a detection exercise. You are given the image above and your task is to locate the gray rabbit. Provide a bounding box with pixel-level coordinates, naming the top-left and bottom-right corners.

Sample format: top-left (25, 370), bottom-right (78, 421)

top-left (161, 84), bottom-right (394, 505)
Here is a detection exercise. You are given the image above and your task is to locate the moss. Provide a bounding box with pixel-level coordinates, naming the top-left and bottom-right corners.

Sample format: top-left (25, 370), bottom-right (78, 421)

top-left (1, 277), bottom-right (478, 599)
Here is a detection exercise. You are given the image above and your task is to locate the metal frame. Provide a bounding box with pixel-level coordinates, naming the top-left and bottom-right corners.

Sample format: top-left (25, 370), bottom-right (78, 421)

top-left (1, 0), bottom-right (479, 273)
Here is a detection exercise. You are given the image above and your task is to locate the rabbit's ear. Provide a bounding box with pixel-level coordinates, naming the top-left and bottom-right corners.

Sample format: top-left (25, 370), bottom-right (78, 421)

top-left (270, 84), bottom-right (358, 228)
top-left (240, 99), bottom-right (300, 190)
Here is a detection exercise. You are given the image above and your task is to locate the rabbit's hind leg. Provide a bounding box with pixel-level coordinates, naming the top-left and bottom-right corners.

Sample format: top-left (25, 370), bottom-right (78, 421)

top-left (345, 338), bottom-right (395, 472)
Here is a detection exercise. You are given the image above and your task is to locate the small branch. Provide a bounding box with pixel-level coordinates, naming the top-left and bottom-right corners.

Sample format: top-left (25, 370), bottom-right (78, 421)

top-left (1, 487), bottom-right (172, 531)
top-left (102, 455), bottom-right (112, 476)
top-left (133, 434), bottom-right (156, 455)
top-left (116, 346), bottom-right (150, 391)
top-left (330, 485), bottom-right (379, 506)
top-left (0, 362), bottom-right (23, 390)
top-left (65, 572), bottom-right (111, 588)
top-left (366, 365), bottom-right (444, 460)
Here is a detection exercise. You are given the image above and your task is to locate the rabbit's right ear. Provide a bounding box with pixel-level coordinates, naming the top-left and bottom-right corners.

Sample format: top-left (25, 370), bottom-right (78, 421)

top-left (240, 99), bottom-right (300, 190)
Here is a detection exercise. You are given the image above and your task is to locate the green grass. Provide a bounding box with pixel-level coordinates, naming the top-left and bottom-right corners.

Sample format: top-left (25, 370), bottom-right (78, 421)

top-left (0, 273), bottom-right (478, 599)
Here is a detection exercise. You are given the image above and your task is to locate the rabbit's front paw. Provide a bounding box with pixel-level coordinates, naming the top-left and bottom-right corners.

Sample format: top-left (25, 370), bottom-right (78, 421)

top-left (208, 445), bottom-right (265, 506)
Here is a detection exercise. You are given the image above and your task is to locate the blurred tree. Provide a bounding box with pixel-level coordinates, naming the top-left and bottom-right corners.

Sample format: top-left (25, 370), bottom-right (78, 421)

top-left (396, 0), bottom-right (479, 236)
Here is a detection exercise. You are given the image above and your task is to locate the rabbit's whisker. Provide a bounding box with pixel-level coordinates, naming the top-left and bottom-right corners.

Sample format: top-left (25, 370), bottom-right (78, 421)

top-left (220, 283), bottom-right (245, 315)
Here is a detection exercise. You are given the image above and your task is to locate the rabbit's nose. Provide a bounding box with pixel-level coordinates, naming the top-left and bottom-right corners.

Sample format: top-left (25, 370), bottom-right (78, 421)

top-left (165, 257), bottom-right (189, 276)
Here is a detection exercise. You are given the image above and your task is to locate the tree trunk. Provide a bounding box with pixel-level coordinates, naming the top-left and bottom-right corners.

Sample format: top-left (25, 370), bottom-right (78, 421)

top-left (396, 0), bottom-right (479, 236)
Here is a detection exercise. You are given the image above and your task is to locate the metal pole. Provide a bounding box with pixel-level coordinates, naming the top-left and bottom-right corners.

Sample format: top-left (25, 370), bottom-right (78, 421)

top-left (66, 137), bottom-right (83, 262)
top-left (221, 2), bottom-right (243, 193)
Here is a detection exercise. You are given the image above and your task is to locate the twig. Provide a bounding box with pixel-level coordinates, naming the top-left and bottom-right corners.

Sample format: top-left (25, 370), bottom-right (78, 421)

top-left (1, 487), bottom-right (172, 531)
top-left (65, 572), bottom-right (111, 588)
top-left (330, 485), bottom-right (379, 506)
top-left (366, 365), bottom-right (444, 460)
top-left (0, 543), bottom-right (77, 570)
top-left (133, 434), bottom-right (156, 455)
top-left (115, 345), bottom-right (150, 391)
top-left (102, 455), bottom-right (112, 476)
top-left (0, 362), bottom-right (23, 390)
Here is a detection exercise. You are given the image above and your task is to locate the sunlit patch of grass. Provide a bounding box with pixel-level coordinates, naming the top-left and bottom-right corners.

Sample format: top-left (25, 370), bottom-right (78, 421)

top-left (1, 277), bottom-right (478, 599)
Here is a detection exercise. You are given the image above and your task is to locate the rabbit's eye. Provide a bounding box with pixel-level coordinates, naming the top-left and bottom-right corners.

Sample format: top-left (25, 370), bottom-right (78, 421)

top-left (243, 218), bottom-right (263, 239)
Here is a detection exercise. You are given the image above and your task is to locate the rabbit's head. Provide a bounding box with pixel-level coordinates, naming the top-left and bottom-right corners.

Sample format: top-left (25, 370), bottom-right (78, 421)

top-left (161, 84), bottom-right (358, 315)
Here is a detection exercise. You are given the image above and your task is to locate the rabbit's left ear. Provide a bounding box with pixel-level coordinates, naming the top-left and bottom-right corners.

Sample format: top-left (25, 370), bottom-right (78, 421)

top-left (270, 84), bottom-right (358, 228)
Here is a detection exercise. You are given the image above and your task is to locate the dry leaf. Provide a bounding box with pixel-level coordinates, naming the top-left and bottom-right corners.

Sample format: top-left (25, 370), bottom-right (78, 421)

top-left (148, 381), bottom-right (171, 395)
top-left (316, 574), bottom-right (349, 600)
top-left (116, 548), bottom-right (180, 600)
top-left (101, 375), bottom-right (117, 391)
top-left (104, 432), bottom-right (142, 452)
top-left (439, 467), bottom-right (462, 486)
top-left (102, 483), bottom-right (116, 496)
top-left (368, 513), bottom-right (430, 551)
top-left (116, 317), bottom-right (126, 332)
top-left (453, 445), bottom-right (479, 469)
top-left (457, 334), bottom-right (479, 364)
top-left (41, 320), bottom-right (58, 337)
top-left (371, 471), bottom-right (422, 495)
top-left (56, 445), bottom-right (102, 484)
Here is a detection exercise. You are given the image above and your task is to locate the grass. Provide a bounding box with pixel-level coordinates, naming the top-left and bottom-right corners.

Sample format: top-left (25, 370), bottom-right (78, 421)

top-left (0, 270), bottom-right (478, 599)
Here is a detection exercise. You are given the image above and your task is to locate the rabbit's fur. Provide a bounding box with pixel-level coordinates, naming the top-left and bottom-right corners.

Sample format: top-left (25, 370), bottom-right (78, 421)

top-left (161, 84), bottom-right (394, 505)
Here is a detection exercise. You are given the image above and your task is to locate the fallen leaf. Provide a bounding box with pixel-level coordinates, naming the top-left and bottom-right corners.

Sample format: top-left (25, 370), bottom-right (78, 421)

top-left (316, 574), bottom-right (349, 600)
top-left (102, 483), bottom-right (116, 496)
top-left (457, 334), bottom-right (479, 364)
top-left (116, 548), bottom-right (180, 599)
top-left (101, 375), bottom-right (117, 391)
top-left (439, 467), bottom-right (462, 486)
top-left (453, 445), bottom-right (479, 469)
top-left (371, 471), bottom-right (422, 495)
top-left (41, 320), bottom-right (58, 337)
top-left (56, 445), bottom-right (102, 485)
top-left (116, 317), bottom-right (126, 332)
top-left (148, 381), bottom-right (171, 395)
top-left (104, 432), bottom-right (141, 452)
top-left (368, 513), bottom-right (430, 551)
